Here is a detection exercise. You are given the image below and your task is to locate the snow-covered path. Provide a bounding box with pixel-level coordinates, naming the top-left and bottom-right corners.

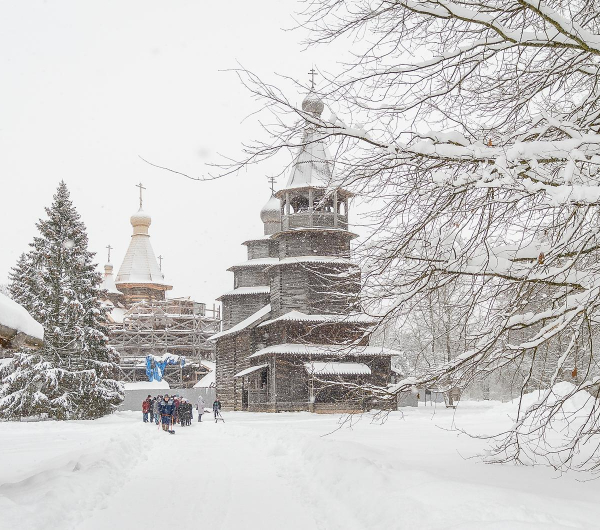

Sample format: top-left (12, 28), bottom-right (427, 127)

top-left (83, 418), bottom-right (319, 530)
top-left (2, 403), bottom-right (600, 530)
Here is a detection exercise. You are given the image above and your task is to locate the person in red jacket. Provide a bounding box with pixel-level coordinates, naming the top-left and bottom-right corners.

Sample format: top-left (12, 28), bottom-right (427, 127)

top-left (142, 395), bottom-right (152, 423)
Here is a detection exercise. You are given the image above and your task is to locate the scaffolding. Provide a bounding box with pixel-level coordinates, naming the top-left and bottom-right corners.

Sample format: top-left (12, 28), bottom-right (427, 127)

top-left (108, 298), bottom-right (221, 387)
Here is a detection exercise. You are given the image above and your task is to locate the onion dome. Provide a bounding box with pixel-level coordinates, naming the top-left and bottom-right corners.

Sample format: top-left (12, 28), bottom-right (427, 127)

top-left (302, 90), bottom-right (324, 117)
top-left (260, 195), bottom-right (281, 223)
top-left (130, 209), bottom-right (152, 235)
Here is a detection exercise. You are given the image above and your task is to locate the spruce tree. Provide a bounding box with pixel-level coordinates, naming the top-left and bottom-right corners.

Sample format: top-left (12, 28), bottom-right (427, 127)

top-left (1, 182), bottom-right (123, 420)
top-left (8, 252), bottom-right (42, 318)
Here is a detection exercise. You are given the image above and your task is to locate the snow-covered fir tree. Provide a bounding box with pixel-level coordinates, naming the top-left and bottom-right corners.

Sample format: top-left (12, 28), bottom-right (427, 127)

top-left (0, 181), bottom-right (123, 420)
top-left (8, 252), bottom-right (43, 318)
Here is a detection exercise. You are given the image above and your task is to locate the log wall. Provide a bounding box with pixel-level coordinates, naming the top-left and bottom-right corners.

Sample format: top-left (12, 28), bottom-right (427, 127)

top-left (221, 293), bottom-right (270, 330)
top-left (269, 264), bottom-right (360, 317)
top-left (245, 240), bottom-right (279, 260)
top-left (276, 231), bottom-right (352, 259)
top-left (234, 268), bottom-right (268, 288)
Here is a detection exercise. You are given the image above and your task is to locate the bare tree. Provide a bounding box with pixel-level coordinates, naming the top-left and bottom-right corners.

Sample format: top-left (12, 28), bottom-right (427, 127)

top-left (230, 0), bottom-right (600, 471)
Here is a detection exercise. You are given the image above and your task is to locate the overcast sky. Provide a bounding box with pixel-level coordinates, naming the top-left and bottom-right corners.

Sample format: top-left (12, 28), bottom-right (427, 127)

top-left (0, 0), bottom-right (349, 306)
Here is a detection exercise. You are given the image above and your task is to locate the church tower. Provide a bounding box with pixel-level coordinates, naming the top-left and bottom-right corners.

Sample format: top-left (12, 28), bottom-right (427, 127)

top-left (270, 88), bottom-right (357, 318)
top-left (114, 205), bottom-right (172, 304)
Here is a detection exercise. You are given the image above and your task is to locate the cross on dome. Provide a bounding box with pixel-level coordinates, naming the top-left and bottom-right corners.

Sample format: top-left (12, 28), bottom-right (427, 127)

top-left (106, 244), bottom-right (113, 263)
top-left (136, 182), bottom-right (146, 210)
top-left (308, 67), bottom-right (318, 89)
top-left (267, 176), bottom-right (277, 195)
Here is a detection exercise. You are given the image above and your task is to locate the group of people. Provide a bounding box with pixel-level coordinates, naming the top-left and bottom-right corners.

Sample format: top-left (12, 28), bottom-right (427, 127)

top-left (142, 394), bottom-right (222, 432)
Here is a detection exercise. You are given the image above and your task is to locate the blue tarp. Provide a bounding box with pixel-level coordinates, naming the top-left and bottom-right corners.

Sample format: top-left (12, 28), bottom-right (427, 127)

top-left (146, 355), bottom-right (185, 382)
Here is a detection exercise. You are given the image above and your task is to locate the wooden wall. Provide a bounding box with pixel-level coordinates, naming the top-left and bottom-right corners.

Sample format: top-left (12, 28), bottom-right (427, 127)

top-left (119, 286), bottom-right (166, 304)
top-left (234, 268), bottom-right (268, 289)
top-left (221, 293), bottom-right (270, 330)
top-left (245, 240), bottom-right (278, 260)
top-left (276, 231), bottom-right (352, 259)
top-left (269, 264), bottom-right (360, 317)
top-left (216, 329), bottom-right (269, 410)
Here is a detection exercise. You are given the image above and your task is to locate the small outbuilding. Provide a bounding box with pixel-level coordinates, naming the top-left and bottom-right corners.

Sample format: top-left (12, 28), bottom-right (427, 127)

top-left (0, 292), bottom-right (43, 350)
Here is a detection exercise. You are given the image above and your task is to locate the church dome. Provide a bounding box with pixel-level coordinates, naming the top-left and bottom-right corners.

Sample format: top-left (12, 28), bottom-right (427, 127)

top-left (130, 210), bottom-right (152, 228)
top-left (302, 90), bottom-right (324, 117)
top-left (260, 195), bottom-right (281, 223)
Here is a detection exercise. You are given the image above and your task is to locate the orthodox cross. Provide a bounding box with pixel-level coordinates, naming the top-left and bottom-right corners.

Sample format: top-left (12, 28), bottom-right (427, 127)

top-left (158, 255), bottom-right (163, 271)
top-left (136, 182), bottom-right (146, 209)
top-left (106, 244), bottom-right (113, 263)
top-left (267, 176), bottom-right (277, 194)
top-left (308, 67), bottom-right (318, 89)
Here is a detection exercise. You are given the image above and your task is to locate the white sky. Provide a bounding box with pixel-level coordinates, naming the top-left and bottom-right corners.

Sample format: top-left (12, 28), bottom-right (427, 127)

top-left (0, 0), bottom-right (348, 306)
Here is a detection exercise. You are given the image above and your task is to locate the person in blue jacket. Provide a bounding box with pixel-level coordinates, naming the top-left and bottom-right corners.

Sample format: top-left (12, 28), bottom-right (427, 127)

top-left (159, 394), bottom-right (175, 432)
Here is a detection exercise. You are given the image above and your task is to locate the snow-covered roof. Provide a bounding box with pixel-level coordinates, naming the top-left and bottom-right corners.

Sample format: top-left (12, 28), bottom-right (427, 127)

top-left (282, 129), bottom-right (334, 191)
top-left (264, 256), bottom-right (356, 270)
top-left (101, 263), bottom-right (122, 295)
top-left (200, 360), bottom-right (215, 371)
top-left (277, 89), bottom-right (334, 192)
top-left (107, 306), bottom-right (127, 324)
top-left (193, 370), bottom-right (216, 388)
top-left (234, 363), bottom-right (269, 378)
top-left (123, 380), bottom-right (170, 390)
top-left (242, 235), bottom-right (273, 245)
top-left (304, 362), bottom-right (371, 376)
top-left (259, 310), bottom-right (377, 327)
top-left (210, 304), bottom-right (271, 341)
top-left (249, 343), bottom-right (399, 359)
top-left (217, 286), bottom-right (270, 299)
top-left (115, 209), bottom-right (172, 290)
top-left (228, 258), bottom-right (279, 270)
top-left (270, 227), bottom-right (358, 239)
top-left (0, 292), bottom-right (44, 343)
top-left (274, 91), bottom-right (352, 196)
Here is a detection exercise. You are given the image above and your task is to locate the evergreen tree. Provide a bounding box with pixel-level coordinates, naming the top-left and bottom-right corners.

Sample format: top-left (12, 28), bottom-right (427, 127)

top-left (1, 182), bottom-right (123, 420)
top-left (8, 252), bottom-right (43, 318)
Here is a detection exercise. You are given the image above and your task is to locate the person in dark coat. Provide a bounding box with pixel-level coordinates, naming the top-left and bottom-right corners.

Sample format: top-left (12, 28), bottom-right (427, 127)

top-left (149, 396), bottom-right (155, 423)
top-left (158, 394), bottom-right (175, 432)
top-left (185, 400), bottom-right (193, 426)
top-left (179, 399), bottom-right (187, 427)
top-left (212, 399), bottom-right (222, 421)
top-left (173, 396), bottom-right (181, 425)
top-left (153, 396), bottom-right (161, 425)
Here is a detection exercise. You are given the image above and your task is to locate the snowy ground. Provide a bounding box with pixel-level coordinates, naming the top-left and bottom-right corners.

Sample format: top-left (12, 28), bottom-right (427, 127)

top-left (1, 401), bottom-right (599, 530)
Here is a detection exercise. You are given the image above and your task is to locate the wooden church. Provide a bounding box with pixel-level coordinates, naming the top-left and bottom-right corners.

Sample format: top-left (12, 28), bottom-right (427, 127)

top-left (213, 89), bottom-right (398, 412)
